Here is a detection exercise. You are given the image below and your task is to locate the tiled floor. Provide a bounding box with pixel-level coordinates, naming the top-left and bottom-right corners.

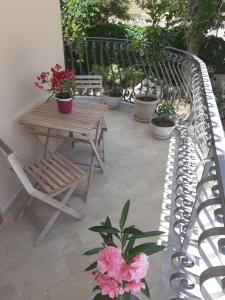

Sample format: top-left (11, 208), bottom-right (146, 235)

top-left (0, 102), bottom-right (169, 300)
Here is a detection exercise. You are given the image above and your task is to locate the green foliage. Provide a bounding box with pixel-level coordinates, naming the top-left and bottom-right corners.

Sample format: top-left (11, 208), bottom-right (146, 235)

top-left (87, 23), bottom-right (186, 50)
top-left (60, 0), bottom-right (130, 38)
top-left (135, 0), bottom-right (225, 54)
top-left (85, 261), bottom-right (97, 271)
top-left (119, 200), bottom-right (130, 230)
top-left (135, 0), bottom-right (186, 29)
top-left (141, 278), bottom-right (150, 298)
top-left (199, 36), bottom-right (225, 74)
top-left (155, 100), bottom-right (177, 125)
top-left (183, 0), bottom-right (225, 53)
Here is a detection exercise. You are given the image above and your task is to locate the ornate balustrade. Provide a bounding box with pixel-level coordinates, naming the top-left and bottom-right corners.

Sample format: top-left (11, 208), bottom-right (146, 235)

top-left (65, 37), bottom-right (225, 299)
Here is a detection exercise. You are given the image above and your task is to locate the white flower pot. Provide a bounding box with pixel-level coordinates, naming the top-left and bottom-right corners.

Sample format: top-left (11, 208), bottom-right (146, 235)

top-left (102, 94), bottom-right (122, 109)
top-left (134, 94), bottom-right (159, 123)
top-left (151, 119), bottom-right (176, 139)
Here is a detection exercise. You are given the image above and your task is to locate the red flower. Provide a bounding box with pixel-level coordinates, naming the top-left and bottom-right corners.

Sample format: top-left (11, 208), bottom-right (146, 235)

top-left (35, 65), bottom-right (75, 95)
top-left (39, 72), bottom-right (49, 80)
top-left (55, 64), bottom-right (62, 71)
top-left (35, 82), bottom-right (43, 89)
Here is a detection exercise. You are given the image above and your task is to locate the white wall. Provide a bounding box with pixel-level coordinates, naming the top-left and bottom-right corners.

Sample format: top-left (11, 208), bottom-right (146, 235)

top-left (0, 0), bottom-right (65, 212)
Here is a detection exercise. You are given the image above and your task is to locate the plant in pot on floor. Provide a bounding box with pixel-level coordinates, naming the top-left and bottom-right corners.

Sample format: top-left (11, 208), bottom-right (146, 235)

top-left (134, 79), bottom-right (160, 123)
top-left (35, 64), bottom-right (76, 114)
top-left (92, 64), bottom-right (123, 109)
top-left (151, 99), bottom-right (177, 139)
top-left (84, 200), bottom-right (165, 300)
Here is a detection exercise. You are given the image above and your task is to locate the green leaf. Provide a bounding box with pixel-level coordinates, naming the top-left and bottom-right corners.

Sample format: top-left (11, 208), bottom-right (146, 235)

top-left (89, 226), bottom-right (120, 235)
top-left (119, 200), bottom-right (130, 230)
top-left (125, 238), bottom-right (135, 255)
top-left (129, 242), bottom-right (164, 257)
top-left (83, 247), bottom-right (102, 256)
top-left (93, 285), bottom-right (100, 292)
top-left (93, 294), bottom-right (109, 300)
top-left (85, 261), bottom-right (97, 271)
top-left (141, 278), bottom-right (150, 298)
top-left (123, 226), bottom-right (143, 235)
top-left (105, 216), bottom-right (112, 227)
top-left (144, 244), bottom-right (165, 256)
top-left (127, 231), bottom-right (165, 240)
top-left (119, 293), bottom-right (133, 300)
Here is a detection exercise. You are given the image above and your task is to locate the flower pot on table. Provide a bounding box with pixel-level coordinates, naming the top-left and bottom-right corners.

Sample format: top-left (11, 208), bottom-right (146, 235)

top-left (56, 97), bottom-right (72, 114)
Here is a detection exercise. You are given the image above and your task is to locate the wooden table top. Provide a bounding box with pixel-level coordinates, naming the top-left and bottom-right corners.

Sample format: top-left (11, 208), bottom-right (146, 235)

top-left (20, 100), bottom-right (108, 135)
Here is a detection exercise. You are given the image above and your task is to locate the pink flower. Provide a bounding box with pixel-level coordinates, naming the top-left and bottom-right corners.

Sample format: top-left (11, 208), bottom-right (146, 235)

top-left (97, 246), bottom-right (125, 281)
top-left (97, 274), bottom-right (124, 299)
top-left (124, 281), bottom-right (145, 293)
top-left (121, 253), bottom-right (149, 282)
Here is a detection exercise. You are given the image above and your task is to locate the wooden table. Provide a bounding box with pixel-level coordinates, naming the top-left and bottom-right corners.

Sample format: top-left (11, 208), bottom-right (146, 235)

top-left (20, 100), bottom-right (108, 201)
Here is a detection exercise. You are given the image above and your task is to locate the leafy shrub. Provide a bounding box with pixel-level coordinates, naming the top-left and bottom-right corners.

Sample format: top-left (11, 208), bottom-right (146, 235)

top-left (87, 24), bottom-right (186, 50)
top-left (199, 36), bottom-right (225, 74)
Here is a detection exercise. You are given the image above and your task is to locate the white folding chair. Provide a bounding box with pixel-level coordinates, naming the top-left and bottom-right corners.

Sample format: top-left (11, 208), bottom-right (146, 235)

top-left (74, 75), bottom-right (107, 161)
top-left (0, 138), bottom-right (87, 246)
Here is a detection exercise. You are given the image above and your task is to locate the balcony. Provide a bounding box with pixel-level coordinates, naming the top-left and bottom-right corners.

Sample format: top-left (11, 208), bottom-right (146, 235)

top-left (1, 37), bottom-right (225, 300)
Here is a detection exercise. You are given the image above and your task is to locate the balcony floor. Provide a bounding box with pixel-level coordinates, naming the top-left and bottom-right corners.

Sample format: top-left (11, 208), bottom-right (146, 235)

top-left (0, 102), bottom-right (170, 300)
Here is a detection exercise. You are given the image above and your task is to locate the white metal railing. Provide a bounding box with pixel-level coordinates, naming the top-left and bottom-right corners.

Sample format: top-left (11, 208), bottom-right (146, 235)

top-left (65, 39), bottom-right (225, 299)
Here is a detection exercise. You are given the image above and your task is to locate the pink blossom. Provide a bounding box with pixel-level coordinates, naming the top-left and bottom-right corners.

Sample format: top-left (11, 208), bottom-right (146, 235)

top-left (124, 281), bottom-right (145, 293)
top-left (97, 246), bottom-right (125, 281)
top-left (97, 274), bottom-right (124, 299)
top-left (121, 253), bottom-right (149, 282)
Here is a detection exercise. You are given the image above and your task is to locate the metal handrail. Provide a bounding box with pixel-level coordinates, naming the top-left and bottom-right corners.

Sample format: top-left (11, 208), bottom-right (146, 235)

top-left (64, 37), bottom-right (225, 299)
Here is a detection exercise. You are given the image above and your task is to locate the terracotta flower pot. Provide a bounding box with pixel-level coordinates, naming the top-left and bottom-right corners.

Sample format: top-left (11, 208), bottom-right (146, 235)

top-left (56, 97), bottom-right (72, 114)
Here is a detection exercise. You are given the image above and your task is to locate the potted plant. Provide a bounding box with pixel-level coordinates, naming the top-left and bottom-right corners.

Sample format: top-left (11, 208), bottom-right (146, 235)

top-left (92, 64), bottom-right (123, 109)
top-left (35, 64), bottom-right (76, 114)
top-left (84, 200), bottom-right (165, 300)
top-left (151, 100), bottom-right (177, 139)
top-left (134, 79), bottom-right (159, 122)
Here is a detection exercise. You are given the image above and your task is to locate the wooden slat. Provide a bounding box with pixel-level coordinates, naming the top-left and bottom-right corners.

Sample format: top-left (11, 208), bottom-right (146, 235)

top-left (25, 166), bottom-right (53, 194)
top-left (38, 161), bottom-right (65, 187)
top-left (40, 159), bottom-right (71, 184)
top-left (55, 153), bottom-right (87, 178)
top-left (75, 75), bottom-right (102, 79)
top-left (51, 154), bottom-right (84, 179)
top-left (28, 164), bottom-right (59, 190)
top-left (46, 155), bottom-right (75, 181)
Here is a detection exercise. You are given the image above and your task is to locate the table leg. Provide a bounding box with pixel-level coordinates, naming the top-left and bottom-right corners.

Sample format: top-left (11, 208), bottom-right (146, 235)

top-left (84, 121), bottom-right (103, 202)
top-left (44, 129), bottom-right (50, 158)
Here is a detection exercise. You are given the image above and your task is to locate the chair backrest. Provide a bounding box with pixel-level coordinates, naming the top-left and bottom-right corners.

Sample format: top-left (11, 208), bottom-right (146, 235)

top-left (8, 153), bottom-right (35, 195)
top-left (0, 138), bottom-right (35, 195)
top-left (0, 138), bottom-right (13, 155)
top-left (75, 75), bottom-right (103, 102)
top-left (75, 75), bottom-right (102, 90)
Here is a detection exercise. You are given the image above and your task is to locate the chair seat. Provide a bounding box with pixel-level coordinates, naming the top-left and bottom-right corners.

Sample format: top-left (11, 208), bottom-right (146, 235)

top-left (25, 152), bottom-right (86, 196)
